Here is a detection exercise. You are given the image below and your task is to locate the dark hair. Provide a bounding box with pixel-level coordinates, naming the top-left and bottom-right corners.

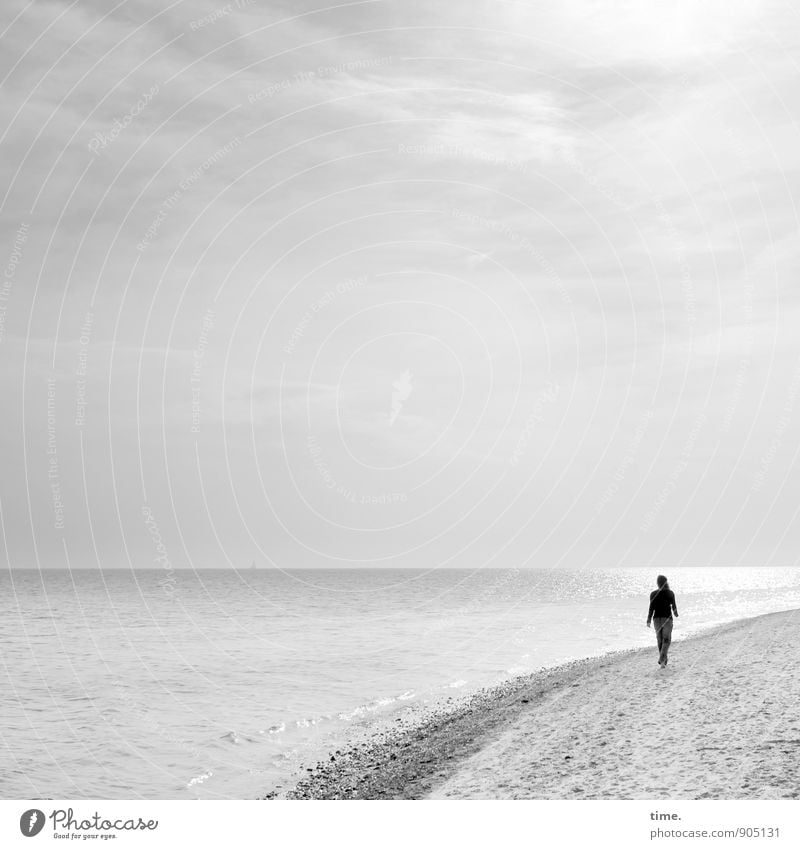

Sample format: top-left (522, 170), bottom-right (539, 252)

top-left (656, 574), bottom-right (669, 589)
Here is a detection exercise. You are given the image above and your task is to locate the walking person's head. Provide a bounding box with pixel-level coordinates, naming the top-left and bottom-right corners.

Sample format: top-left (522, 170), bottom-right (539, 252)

top-left (656, 574), bottom-right (669, 590)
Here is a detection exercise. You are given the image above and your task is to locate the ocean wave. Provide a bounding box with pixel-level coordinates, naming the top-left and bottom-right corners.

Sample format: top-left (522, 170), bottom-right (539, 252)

top-left (337, 690), bottom-right (418, 721)
top-left (186, 770), bottom-right (212, 787)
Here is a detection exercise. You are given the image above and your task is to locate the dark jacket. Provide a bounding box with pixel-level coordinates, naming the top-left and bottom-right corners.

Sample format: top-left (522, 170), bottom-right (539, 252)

top-left (647, 587), bottom-right (678, 621)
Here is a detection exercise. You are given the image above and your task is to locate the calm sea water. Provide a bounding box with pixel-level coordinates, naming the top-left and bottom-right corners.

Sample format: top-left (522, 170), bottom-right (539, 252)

top-left (2, 567), bottom-right (799, 799)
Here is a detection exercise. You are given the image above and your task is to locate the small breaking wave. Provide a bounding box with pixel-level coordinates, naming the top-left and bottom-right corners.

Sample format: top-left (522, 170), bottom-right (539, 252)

top-left (337, 689), bottom-right (417, 721)
top-left (187, 770), bottom-right (212, 787)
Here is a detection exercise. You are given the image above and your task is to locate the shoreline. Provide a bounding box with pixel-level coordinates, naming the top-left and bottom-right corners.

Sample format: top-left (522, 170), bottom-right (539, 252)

top-left (275, 609), bottom-right (800, 799)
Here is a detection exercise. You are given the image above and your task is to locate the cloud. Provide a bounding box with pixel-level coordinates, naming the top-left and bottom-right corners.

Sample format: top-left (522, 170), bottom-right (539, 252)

top-left (2, 0), bottom-right (799, 568)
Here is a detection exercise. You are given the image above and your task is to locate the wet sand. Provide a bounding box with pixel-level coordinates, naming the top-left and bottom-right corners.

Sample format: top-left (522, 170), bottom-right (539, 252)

top-left (278, 609), bottom-right (800, 800)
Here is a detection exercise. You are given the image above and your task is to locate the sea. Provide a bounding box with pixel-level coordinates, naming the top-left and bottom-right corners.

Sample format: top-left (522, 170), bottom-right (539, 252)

top-left (2, 566), bottom-right (799, 799)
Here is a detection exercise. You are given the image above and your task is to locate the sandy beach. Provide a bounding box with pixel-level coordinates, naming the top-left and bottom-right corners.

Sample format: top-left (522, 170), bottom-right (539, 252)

top-left (282, 610), bottom-right (800, 799)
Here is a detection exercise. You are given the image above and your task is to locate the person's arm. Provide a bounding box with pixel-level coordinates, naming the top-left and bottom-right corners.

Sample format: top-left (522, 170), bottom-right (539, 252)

top-left (672, 592), bottom-right (679, 617)
top-left (646, 593), bottom-right (655, 627)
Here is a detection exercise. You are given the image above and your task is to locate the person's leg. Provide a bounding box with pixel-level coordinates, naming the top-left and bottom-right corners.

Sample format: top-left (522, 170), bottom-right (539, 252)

top-left (661, 617), bottom-right (673, 665)
top-left (653, 617), bottom-right (664, 665)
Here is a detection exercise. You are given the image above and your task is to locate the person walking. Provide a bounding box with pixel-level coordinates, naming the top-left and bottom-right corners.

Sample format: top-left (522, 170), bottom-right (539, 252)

top-left (646, 574), bottom-right (678, 667)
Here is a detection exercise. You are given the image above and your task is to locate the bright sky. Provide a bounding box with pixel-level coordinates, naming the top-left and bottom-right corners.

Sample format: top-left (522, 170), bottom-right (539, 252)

top-left (1, 0), bottom-right (799, 570)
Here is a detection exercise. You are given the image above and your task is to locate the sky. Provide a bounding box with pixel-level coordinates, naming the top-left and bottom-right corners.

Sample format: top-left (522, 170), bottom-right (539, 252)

top-left (1, 0), bottom-right (799, 570)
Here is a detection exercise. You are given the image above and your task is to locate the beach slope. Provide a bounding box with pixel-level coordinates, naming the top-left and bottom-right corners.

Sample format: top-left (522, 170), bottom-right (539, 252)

top-left (285, 610), bottom-right (799, 799)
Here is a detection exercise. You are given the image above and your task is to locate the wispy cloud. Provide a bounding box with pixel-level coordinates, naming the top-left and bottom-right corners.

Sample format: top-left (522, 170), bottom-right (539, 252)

top-left (2, 0), bottom-right (799, 568)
